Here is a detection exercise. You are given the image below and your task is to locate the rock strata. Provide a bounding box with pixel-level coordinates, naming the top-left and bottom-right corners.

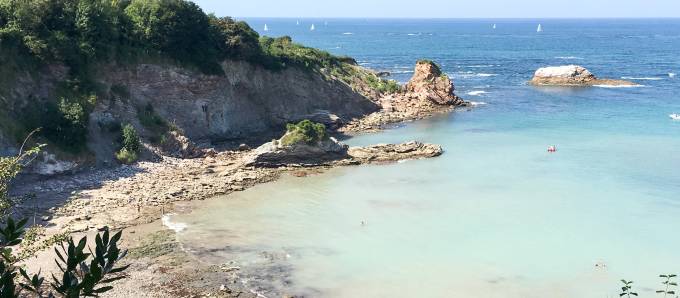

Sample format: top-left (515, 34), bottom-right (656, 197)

top-left (348, 141), bottom-right (443, 163)
top-left (530, 65), bottom-right (637, 86)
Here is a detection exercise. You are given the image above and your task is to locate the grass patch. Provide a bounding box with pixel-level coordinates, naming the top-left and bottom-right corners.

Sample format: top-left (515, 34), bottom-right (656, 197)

top-left (128, 230), bottom-right (178, 259)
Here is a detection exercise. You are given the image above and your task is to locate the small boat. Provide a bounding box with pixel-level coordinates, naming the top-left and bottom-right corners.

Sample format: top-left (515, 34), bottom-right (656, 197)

top-left (310, 24), bottom-right (315, 31)
top-left (264, 24), bottom-right (268, 31)
top-left (670, 114), bottom-right (680, 120)
top-left (537, 24), bottom-right (543, 32)
top-left (493, 24), bottom-right (496, 29)
top-left (670, 73), bottom-right (677, 78)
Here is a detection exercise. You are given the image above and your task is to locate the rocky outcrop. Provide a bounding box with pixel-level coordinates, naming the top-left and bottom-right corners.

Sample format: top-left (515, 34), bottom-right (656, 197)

top-left (530, 65), bottom-right (637, 86)
top-left (341, 60), bottom-right (467, 132)
top-left (348, 141), bottom-right (443, 163)
top-left (245, 138), bottom-right (349, 167)
top-left (246, 132), bottom-right (444, 167)
top-left (404, 60), bottom-right (465, 105)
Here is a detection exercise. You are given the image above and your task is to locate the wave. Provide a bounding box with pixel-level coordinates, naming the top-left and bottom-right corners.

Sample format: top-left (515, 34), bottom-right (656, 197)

top-left (466, 65), bottom-right (497, 68)
top-left (342, 32), bottom-right (353, 35)
top-left (621, 76), bottom-right (663, 81)
top-left (555, 56), bottom-right (584, 60)
top-left (593, 84), bottom-right (645, 88)
top-left (469, 101), bottom-right (488, 106)
top-left (162, 214), bottom-right (188, 232)
top-left (670, 73), bottom-right (677, 78)
top-left (477, 73), bottom-right (497, 77)
top-left (407, 33), bottom-right (421, 36)
top-left (467, 90), bottom-right (487, 96)
top-left (392, 70), bottom-right (415, 74)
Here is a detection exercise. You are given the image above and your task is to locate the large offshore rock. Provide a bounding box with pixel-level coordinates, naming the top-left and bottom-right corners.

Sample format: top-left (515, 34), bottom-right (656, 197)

top-left (530, 65), bottom-right (636, 86)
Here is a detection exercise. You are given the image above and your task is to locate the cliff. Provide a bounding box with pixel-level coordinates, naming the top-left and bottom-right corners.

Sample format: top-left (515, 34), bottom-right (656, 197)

top-left (0, 59), bottom-right (381, 169)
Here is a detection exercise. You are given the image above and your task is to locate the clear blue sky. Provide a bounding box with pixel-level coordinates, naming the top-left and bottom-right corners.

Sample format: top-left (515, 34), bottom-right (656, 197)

top-left (193, 0), bottom-right (680, 18)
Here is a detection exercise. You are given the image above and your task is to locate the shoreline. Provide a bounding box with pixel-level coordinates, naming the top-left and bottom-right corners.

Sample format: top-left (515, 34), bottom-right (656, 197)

top-left (16, 59), bottom-right (467, 297)
top-left (18, 101), bottom-right (460, 298)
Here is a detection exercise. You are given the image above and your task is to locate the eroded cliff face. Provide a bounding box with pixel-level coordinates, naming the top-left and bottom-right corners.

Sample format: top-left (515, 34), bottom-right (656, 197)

top-left (101, 60), bottom-right (379, 141)
top-left (1, 60), bottom-right (380, 167)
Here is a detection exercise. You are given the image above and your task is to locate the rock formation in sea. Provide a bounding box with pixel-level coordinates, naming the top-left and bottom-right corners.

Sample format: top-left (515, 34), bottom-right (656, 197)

top-left (342, 60), bottom-right (467, 132)
top-left (530, 65), bottom-right (637, 86)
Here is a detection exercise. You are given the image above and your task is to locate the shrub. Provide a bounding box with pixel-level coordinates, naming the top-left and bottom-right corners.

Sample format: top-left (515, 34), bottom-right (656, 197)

top-left (280, 120), bottom-right (327, 146)
top-left (365, 74), bottom-right (401, 94)
top-left (121, 123), bottom-right (140, 152)
top-left (115, 147), bottom-right (137, 164)
top-left (0, 139), bottom-right (128, 297)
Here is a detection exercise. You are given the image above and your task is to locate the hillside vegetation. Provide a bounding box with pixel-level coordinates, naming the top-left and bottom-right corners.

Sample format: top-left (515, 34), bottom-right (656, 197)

top-left (0, 0), bottom-right (367, 154)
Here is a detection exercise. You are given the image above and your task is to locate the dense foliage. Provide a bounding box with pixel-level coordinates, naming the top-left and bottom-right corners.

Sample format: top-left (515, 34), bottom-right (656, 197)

top-left (280, 120), bottom-right (327, 146)
top-left (0, 0), bottom-right (353, 152)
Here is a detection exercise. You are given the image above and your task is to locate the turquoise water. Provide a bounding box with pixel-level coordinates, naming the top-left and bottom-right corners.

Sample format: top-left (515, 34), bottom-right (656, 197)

top-left (172, 19), bottom-right (680, 297)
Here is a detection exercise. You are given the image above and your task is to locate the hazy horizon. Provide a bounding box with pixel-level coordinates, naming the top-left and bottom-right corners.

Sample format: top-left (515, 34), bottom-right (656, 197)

top-left (193, 0), bottom-right (680, 19)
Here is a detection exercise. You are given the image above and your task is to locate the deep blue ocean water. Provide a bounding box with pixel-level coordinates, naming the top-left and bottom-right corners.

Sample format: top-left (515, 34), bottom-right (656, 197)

top-left (171, 19), bottom-right (680, 297)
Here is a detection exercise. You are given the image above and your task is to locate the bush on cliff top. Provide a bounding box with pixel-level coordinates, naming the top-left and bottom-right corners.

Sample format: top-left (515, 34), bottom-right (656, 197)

top-left (281, 120), bottom-right (327, 146)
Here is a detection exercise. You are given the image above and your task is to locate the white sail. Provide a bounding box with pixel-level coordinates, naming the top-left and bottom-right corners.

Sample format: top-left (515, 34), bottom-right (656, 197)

top-left (537, 24), bottom-right (543, 32)
top-left (296, 20), bottom-right (300, 25)
top-left (310, 24), bottom-right (315, 31)
top-left (264, 24), bottom-right (268, 31)
top-left (493, 24), bottom-right (496, 29)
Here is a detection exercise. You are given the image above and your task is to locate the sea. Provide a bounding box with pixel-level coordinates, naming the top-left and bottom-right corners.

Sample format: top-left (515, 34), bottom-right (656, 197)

top-left (168, 19), bottom-right (680, 297)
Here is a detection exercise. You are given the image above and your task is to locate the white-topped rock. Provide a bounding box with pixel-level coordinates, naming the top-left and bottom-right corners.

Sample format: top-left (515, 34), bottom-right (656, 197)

top-left (530, 65), bottom-right (636, 86)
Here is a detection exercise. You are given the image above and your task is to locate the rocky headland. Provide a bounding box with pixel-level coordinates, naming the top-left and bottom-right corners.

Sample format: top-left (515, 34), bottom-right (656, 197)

top-left (530, 65), bottom-right (637, 87)
top-left (341, 60), bottom-right (468, 132)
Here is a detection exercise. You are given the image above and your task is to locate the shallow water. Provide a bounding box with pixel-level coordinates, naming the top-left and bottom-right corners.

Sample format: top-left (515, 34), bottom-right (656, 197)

top-left (171, 19), bottom-right (680, 297)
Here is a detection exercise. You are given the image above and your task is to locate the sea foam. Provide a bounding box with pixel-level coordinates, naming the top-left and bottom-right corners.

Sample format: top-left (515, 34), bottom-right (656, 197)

top-left (162, 214), bottom-right (188, 232)
top-left (467, 90), bottom-right (487, 96)
top-left (621, 76), bottom-right (663, 80)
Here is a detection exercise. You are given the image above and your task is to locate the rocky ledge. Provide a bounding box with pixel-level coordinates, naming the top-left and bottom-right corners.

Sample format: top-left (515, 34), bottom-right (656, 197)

top-left (530, 65), bottom-right (637, 86)
top-left (348, 141), bottom-right (443, 163)
top-left (246, 137), bottom-right (442, 168)
top-left (342, 60), bottom-right (468, 132)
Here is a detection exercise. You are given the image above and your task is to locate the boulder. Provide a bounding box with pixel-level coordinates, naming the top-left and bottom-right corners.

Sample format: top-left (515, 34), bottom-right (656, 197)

top-left (530, 65), bottom-right (637, 86)
top-left (348, 141), bottom-right (443, 163)
top-left (294, 110), bottom-right (345, 130)
top-left (161, 131), bottom-right (204, 158)
top-left (404, 60), bottom-right (465, 105)
top-left (245, 137), bottom-right (348, 167)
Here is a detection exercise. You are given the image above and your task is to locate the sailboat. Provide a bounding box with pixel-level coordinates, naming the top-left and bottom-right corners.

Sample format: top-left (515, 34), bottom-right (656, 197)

top-left (264, 24), bottom-right (268, 31)
top-left (310, 24), bottom-right (315, 31)
top-left (493, 24), bottom-right (496, 29)
top-left (296, 20), bottom-right (300, 25)
top-left (537, 24), bottom-right (543, 32)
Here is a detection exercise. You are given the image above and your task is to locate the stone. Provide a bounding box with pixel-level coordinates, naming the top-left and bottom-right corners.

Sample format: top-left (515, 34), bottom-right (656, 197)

top-left (238, 144), bottom-right (250, 151)
top-left (245, 137), bottom-right (349, 167)
top-left (348, 141), bottom-right (443, 163)
top-left (530, 65), bottom-right (637, 86)
top-left (404, 60), bottom-right (465, 106)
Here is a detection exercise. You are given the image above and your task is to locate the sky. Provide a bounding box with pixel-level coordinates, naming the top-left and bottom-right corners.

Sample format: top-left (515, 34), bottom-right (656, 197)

top-left (193, 0), bottom-right (680, 18)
